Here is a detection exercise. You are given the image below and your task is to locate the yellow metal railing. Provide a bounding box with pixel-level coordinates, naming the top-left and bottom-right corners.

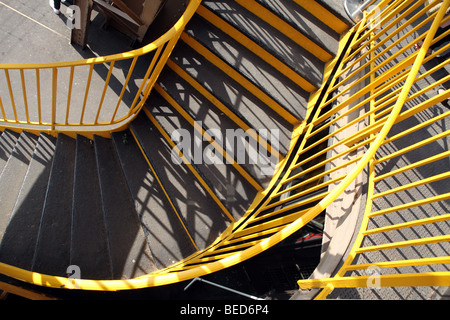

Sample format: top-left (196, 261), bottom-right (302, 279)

top-left (298, 0), bottom-right (450, 298)
top-left (0, 0), bottom-right (448, 298)
top-left (0, 0), bottom-right (202, 137)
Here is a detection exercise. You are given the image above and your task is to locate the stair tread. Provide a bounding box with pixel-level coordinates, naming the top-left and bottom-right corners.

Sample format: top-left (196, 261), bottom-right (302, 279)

top-left (0, 133), bottom-right (56, 270)
top-left (0, 0), bottom-right (340, 287)
top-left (168, 41), bottom-right (300, 129)
top-left (0, 131), bottom-right (39, 241)
top-left (131, 113), bottom-right (231, 250)
top-left (146, 93), bottom-right (259, 221)
top-left (293, 0), bottom-right (351, 34)
top-left (257, 0), bottom-right (340, 52)
top-left (94, 135), bottom-right (157, 279)
top-left (170, 34), bottom-right (301, 125)
top-left (156, 70), bottom-right (285, 188)
top-left (32, 134), bottom-right (76, 277)
top-left (185, 15), bottom-right (311, 113)
top-left (162, 56), bottom-right (294, 154)
top-left (202, 0), bottom-right (327, 75)
top-left (70, 135), bottom-right (112, 280)
top-left (161, 60), bottom-right (294, 152)
top-left (317, 0), bottom-right (354, 27)
top-left (112, 130), bottom-right (197, 269)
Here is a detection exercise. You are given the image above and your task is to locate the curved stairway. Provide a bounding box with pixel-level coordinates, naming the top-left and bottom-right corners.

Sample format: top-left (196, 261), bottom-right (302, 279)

top-left (0, 0), bottom-right (351, 296)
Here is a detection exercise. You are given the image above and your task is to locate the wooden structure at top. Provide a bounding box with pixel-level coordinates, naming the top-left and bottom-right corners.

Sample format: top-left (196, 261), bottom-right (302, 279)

top-left (95, 0), bottom-right (166, 43)
top-left (71, 0), bottom-right (166, 48)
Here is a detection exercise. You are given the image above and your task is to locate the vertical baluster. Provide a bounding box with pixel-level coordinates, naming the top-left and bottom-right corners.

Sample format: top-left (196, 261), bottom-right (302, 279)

top-left (20, 69), bottom-right (30, 123)
top-left (95, 61), bottom-right (115, 124)
top-left (4, 69), bottom-right (18, 122)
top-left (0, 72), bottom-right (7, 121)
top-left (131, 32), bottom-right (184, 117)
top-left (36, 69), bottom-right (42, 124)
top-left (0, 96), bottom-right (7, 121)
top-left (127, 45), bottom-right (164, 117)
top-left (110, 56), bottom-right (138, 122)
top-left (52, 68), bottom-right (58, 131)
top-left (80, 64), bottom-right (94, 124)
top-left (66, 66), bottom-right (75, 124)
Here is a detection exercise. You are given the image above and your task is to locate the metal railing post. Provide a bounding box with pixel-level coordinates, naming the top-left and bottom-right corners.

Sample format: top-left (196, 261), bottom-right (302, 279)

top-left (51, 67), bottom-right (58, 131)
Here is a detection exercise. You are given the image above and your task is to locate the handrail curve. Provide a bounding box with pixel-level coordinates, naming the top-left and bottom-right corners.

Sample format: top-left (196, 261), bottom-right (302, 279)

top-left (0, 0), bottom-right (202, 135)
top-left (0, 1), bottom-right (394, 291)
top-left (0, 0), bottom-right (448, 298)
top-left (297, 0), bottom-right (450, 298)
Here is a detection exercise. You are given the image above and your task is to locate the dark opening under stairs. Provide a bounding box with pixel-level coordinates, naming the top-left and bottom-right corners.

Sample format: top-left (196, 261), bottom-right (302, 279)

top-left (0, 0), bottom-right (350, 297)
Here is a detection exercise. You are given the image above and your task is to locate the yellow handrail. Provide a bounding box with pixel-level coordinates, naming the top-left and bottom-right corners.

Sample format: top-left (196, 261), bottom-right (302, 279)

top-left (0, 0), bottom-right (202, 136)
top-left (0, 0), bottom-right (448, 298)
top-left (298, 0), bottom-right (450, 299)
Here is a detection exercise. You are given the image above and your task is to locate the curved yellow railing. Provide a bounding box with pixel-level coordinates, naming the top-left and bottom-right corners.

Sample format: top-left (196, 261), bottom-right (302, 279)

top-left (298, 0), bottom-right (450, 299)
top-left (0, 0), bottom-right (448, 298)
top-left (0, 0), bottom-right (202, 137)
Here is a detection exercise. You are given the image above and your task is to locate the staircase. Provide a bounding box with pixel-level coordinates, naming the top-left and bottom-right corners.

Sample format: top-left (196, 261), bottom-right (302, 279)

top-left (0, 0), bottom-right (351, 294)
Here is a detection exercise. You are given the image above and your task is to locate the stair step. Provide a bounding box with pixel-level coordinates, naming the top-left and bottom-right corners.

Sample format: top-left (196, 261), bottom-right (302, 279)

top-left (131, 112), bottom-right (231, 250)
top-left (0, 0), bottom-right (343, 287)
top-left (176, 32), bottom-right (302, 125)
top-left (146, 92), bottom-right (259, 220)
top-left (210, 4), bottom-right (326, 90)
top-left (0, 130), bottom-right (21, 174)
top-left (70, 135), bottom-right (111, 280)
top-left (142, 107), bottom-right (237, 222)
top-left (0, 131), bottom-right (39, 241)
top-left (0, 133), bottom-right (56, 270)
top-left (293, 0), bottom-right (350, 34)
top-left (32, 134), bottom-right (76, 277)
top-left (195, 4), bottom-right (318, 93)
top-left (111, 130), bottom-right (197, 269)
top-left (184, 14), bottom-right (309, 118)
top-left (257, 0), bottom-right (340, 52)
top-left (234, 0), bottom-right (335, 62)
top-left (94, 135), bottom-right (157, 279)
top-left (202, 0), bottom-right (329, 69)
top-left (167, 42), bottom-right (295, 149)
top-left (162, 58), bottom-right (293, 157)
top-left (155, 72), bottom-right (281, 189)
top-left (153, 81), bottom-right (267, 190)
